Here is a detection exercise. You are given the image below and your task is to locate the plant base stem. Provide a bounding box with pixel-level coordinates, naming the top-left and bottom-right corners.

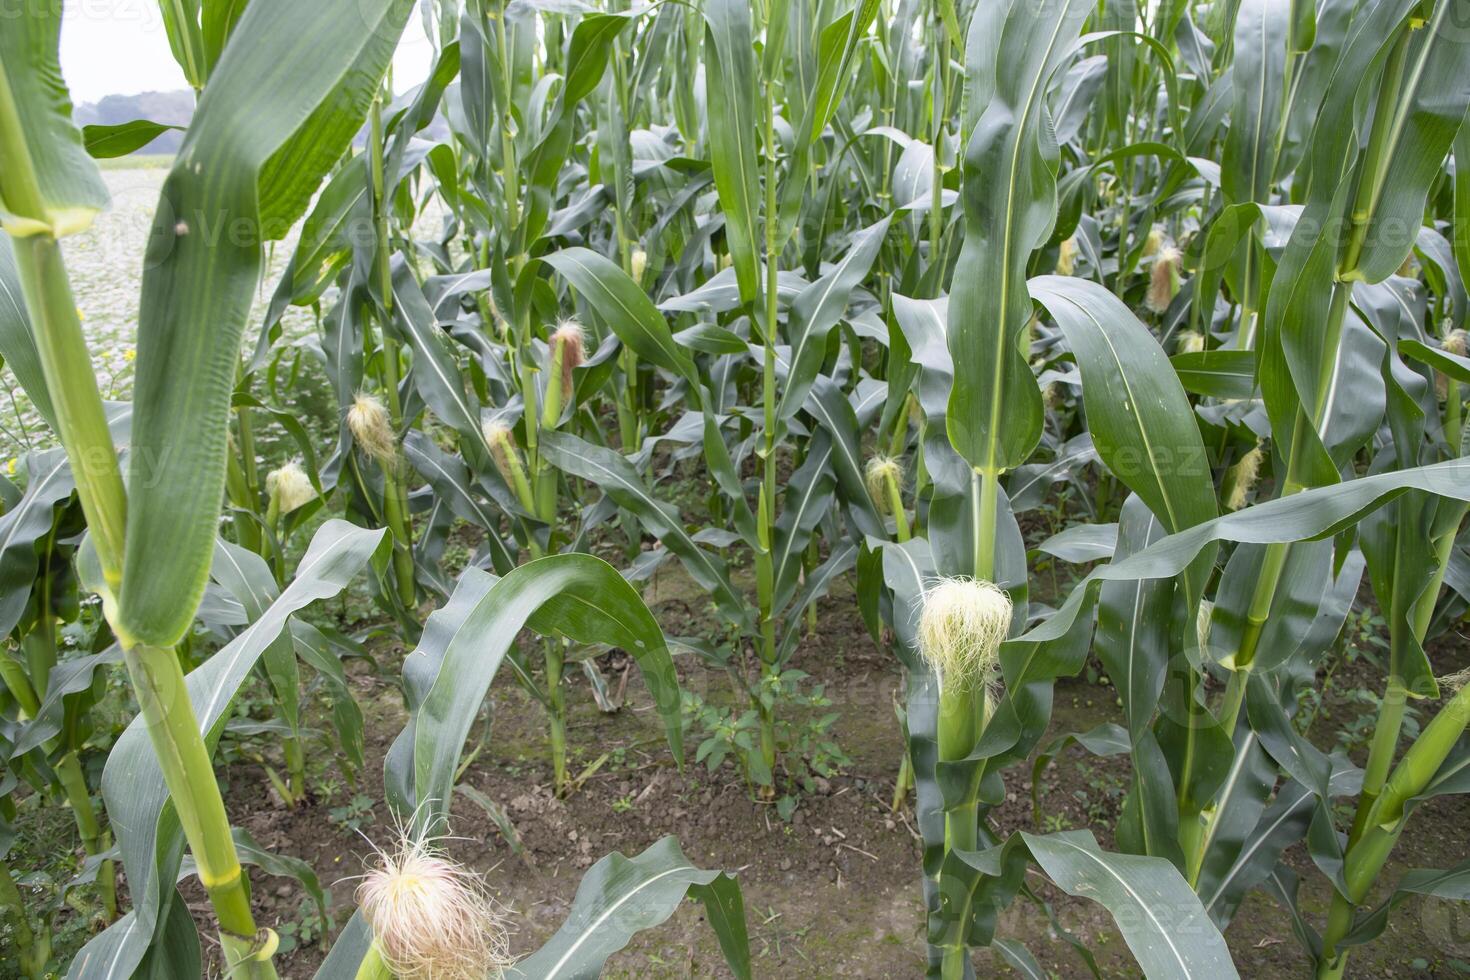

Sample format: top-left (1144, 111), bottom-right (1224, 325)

top-left (546, 644), bottom-right (569, 796)
top-left (55, 751), bottom-right (116, 919)
top-left (0, 857), bottom-right (49, 979)
top-left (123, 643), bottom-right (278, 978)
top-left (892, 751), bottom-right (913, 813)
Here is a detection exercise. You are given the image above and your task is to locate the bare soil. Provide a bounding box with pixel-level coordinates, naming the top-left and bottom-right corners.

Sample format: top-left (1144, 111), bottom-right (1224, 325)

top-left (202, 567), bottom-right (1470, 979)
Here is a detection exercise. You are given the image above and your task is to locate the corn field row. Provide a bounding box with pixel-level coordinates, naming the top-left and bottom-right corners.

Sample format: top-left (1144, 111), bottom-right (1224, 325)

top-left (3, 0), bottom-right (1470, 976)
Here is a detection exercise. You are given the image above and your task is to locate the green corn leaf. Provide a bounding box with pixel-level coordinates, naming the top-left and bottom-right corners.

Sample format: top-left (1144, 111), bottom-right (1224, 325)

top-left (1221, 0), bottom-right (1289, 205)
top-left (1020, 831), bottom-right (1238, 978)
top-left (387, 556), bottom-right (682, 834)
top-left (946, 829), bottom-right (1238, 978)
top-left (1199, 782), bottom-right (1316, 929)
top-left (1095, 496), bottom-right (1172, 742)
top-left (1030, 274), bottom-right (1218, 606)
top-left (518, 11), bottom-right (635, 248)
top-left (201, 0), bottom-right (251, 74)
top-left (1100, 0), bottom-right (1139, 141)
top-left (320, 838), bottom-right (750, 980)
top-left (116, 0), bottom-right (411, 649)
top-left (0, 2), bottom-right (109, 237)
top-left (402, 431), bottom-right (519, 574)
top-left (510, 836), bottom-right (751, 980)
top-left (1456, 114), bottom-right (1470, 288)
top-left (1018, 456), bottom-right (1470, 652)
top-left (0, 450), bottom-right (74, 651)
top-left (1338, 858), bottom-right (1470, 949)
top-left (539, 430), bottom-right (753, 630)
top-left (1258, 0), bottom-right (1419, 490)
top-left (80, 120), bottom-right (183, 160)
top-left (10, 646), bottom-right (123, 759)
top-left (0, 237), bottom-right (54, 428)
top-left (804, 0), bottom-right (880, 146)
top-left (1351, 1), bottom-right (1470, 283)
top-left (542, 247), bottom-right (699, 387)
top-left (220, 827), bottom-right (330, 938)
top-left (777, 215), bottom-right (892, 418)
top-left (1170, 349), bottom-right (1257, 399)
top-left (388, 262), bottom-right (485, 443)
top-left (156, 0), bottom-right (208, 89)
top-left (944, 0), bottom-right (1090, 475)
top-left (771, 433), bottom-right (836, 614)
top-left (702, 0), bottom-right (761, 306)
top-left (1401, 338), bottom-right (1470, 382)
top-left (69, 521), bottom-right (387, 979)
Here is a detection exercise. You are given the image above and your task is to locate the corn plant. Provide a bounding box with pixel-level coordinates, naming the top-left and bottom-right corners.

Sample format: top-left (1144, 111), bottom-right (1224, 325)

top-left (0, 448), bottom-right (117, 970)
top-left (7, 0), bottom-right (1470, 976)
top-left (305, 553), bottom-right (751, 978)
top-left (852, 0), bottom-right (1470, 977)
top-left (0, 0), bottom-right (411, 974)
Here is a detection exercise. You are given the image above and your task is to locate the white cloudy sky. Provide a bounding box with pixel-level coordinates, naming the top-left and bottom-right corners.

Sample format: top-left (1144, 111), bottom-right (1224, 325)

top-left (59, 1), bottom-right (437, 103)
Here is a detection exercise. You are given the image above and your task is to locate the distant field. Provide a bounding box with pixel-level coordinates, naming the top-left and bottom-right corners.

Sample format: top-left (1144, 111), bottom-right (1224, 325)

top-left (94, 152), bottom-right (175, 171)
top-left (0, 166), bottom-right (307, 463)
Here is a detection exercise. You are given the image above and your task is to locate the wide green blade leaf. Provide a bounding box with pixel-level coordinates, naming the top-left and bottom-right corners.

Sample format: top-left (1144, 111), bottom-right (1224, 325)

top-left (1030, 274), bottom-right (1217, 605)
top-left (388, 556), bottom-right (682, 834)
top-left (777, 216), bottom-right (892, 418)
top-left (70, 522), bottom-right (386, 979)
top-left (117, 0), bottom-right (411, 647)
top-left (1170, 349), bottom-right (1256, 399)
top-left (1352, 1), bottom-right (1470, 283)
top-left (0, 3), bottom-right (109, 237)
top-left (518, 11), bottom-right (634, 248)
top-left (1221, 0), bottom-right (1289, 205)
top-left (539, 429), bottom-right (753, 630)
top-left (0, 449), bottom-right (73, 644)
top-left (1021, 830), bottom-right (1239, 979)
top-left (542, 247), bottom-right (699, 387)
top-left (509, 836), bottom-right (751, 980)
top-left (1020, 456), bottom-right (1470, 649)
top-left (702, 0), bottom-right (760, 306)
top-left (945, 0), bottom-right (1090, 474)
top-left (0, 242), bottom-right (55, 428)
top-left (81, 121), bottom-right (182, 160)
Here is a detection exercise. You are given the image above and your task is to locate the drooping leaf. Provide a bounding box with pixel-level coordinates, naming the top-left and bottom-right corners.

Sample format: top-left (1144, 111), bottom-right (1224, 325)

top-left (386, 556), bottom-right (682, 834)
top-left (81, 121), bottom-right (182, 160)
top-left (510, 837), bottom-right (751, 980)
top-left (116, 0), bottom-right (411, 648)
top-left (0, 3), bottom-right (109, 237)
top-left (70, 522), bottom-right (387, 979)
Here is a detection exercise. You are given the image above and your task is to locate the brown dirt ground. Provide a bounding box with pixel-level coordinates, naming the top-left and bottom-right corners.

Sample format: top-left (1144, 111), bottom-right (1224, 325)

top-left (187, 564), bottom-right (1470, 980)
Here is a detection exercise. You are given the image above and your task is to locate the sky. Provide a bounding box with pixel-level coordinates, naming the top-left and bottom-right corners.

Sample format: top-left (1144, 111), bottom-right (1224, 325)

top-left (59, 1), bottom-right (437, 104)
